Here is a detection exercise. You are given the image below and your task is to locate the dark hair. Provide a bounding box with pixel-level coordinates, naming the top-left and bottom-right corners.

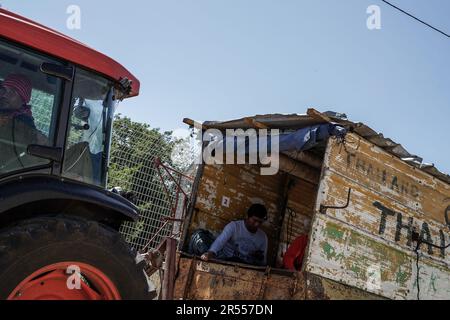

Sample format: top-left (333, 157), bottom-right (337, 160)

top-left (247, 204), bottom-right (267, 220)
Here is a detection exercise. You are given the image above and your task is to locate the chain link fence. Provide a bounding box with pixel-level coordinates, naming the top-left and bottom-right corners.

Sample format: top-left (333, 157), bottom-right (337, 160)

top-left (108, 115), bottom-right (196, 252)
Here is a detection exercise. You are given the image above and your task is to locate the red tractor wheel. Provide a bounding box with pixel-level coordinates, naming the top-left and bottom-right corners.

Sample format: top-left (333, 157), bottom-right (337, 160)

top-left (0, 216), bottom-right (152, 300)
top-left (8, 262), bottom-right (121, 300)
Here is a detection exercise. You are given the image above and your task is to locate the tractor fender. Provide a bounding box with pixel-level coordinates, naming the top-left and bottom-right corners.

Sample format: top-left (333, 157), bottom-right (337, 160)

top-left (0, 175), bottom-right (139, 222)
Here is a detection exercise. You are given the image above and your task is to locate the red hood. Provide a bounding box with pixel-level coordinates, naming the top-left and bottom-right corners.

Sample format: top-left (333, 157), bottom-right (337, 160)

top-left (0, 8), bottom-right (140, 98)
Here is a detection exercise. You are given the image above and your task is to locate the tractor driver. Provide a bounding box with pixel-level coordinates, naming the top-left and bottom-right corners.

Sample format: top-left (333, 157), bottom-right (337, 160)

top-left (0, 74), bottom-right (35, 125)
top-left (0, 74), bottom-right (48, 144)
top-left (0, 74), bottom-right (48, 171)
top-left (201, 204), bottom-right (269, 266)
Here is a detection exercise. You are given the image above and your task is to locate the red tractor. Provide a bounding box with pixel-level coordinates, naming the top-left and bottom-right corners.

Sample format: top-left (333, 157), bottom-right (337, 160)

top-left (0, 9), bottom-right (151, 299)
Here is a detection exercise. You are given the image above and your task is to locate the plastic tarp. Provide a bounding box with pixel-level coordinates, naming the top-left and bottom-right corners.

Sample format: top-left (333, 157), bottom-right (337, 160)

top-left (205, 123), bottom-right (347, 155)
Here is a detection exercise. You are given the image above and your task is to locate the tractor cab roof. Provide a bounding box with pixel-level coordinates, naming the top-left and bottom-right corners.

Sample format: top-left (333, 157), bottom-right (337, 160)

top-left (0, 8), bottom-right (140, 98)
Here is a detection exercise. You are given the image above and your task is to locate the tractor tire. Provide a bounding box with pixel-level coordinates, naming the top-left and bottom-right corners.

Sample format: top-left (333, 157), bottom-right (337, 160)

top-left (0, 216), bottom-right (152, 300)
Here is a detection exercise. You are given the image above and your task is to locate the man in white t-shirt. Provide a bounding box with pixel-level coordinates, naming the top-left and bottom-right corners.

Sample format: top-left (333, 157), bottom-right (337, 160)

top-left (201, 204), bottom-right (269, 266)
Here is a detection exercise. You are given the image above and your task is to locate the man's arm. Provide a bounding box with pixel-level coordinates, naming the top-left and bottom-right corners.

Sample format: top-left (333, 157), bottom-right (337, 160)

top-left (201, 222), bottom-right (235, 261)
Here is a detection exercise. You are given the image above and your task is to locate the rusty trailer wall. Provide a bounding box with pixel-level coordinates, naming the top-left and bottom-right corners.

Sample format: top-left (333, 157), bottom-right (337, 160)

top-left (174, 255), bottom-right (383, 300)
top-left (305, 133), bottom-right (450, 300)
top-left (174, 257), bottom-right (307, 300)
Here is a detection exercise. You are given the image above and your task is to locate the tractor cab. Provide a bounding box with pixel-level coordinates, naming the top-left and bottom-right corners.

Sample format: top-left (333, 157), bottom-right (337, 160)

top-left (0, 38), bottom-right (125, 187)
top-left (0, 9), bottom-right (151, 300)
top-left (0, 8), bottom-right (139, 188)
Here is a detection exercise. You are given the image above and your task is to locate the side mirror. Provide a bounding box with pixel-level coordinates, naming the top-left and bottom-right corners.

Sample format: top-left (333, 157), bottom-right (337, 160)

top-left (73, 105), bottom-right (91, 122)
top-left (40, 63), bottom-right (74, 81)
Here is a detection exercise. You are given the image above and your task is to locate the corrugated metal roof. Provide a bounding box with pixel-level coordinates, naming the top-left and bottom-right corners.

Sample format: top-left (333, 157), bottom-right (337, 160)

top-left (184, 109), bottom-right (450, 185)
top-left (201, 113), bottom-right (325, 130)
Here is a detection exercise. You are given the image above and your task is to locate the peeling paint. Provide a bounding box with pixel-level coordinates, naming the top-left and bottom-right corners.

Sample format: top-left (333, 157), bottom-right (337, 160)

top-left (307, 135), bottom-right (450, 300)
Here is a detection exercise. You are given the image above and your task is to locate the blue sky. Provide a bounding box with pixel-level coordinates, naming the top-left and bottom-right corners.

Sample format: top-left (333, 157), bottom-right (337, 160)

top-left (1, 0), bottom-right (449, 174)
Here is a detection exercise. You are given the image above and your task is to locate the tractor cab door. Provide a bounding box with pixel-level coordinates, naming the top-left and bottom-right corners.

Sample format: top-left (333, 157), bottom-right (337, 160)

top-left (0, 39), bottom-right (63, 177)
top-left (62, 68), bottom-right (118, 187)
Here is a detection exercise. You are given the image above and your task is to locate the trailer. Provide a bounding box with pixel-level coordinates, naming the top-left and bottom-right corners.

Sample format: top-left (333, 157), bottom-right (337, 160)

top-left (155, 109), bottom-right (450, 300)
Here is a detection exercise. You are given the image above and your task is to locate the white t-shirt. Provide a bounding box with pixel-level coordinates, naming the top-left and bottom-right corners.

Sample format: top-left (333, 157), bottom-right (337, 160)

top-left (209, 220), bottom-right (268, 266)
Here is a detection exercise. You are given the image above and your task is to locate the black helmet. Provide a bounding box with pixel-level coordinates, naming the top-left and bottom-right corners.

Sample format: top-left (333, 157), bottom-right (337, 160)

top-left (188, 229), bottom-right (215, 256)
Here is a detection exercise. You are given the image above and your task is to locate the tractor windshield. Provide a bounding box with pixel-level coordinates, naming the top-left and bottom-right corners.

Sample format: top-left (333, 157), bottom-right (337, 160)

top-left (0, 39), bottom-right (63, 176)
top-left (63, 69), bottom-right (119, 187)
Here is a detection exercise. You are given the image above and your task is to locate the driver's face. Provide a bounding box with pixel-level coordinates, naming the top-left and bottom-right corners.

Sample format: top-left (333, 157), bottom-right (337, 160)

top-left (0, 86), bottom-right (23, 110)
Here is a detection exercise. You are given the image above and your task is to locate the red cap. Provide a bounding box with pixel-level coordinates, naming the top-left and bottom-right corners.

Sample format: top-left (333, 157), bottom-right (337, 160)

top-left (3, 74), bottom-right (32, 104)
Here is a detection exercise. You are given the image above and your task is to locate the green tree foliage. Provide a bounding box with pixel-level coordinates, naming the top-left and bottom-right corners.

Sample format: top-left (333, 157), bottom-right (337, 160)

top-left (108, 114), bottom-right (174, 189)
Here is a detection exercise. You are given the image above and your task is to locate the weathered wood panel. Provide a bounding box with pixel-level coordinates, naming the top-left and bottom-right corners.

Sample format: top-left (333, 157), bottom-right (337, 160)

top-left (305, 134), bottom-right (450, 300)
top-left (326, 133), bottom-right (450, 225)
top-left (306, 215), bottom-right (450, 299)
top-left (173, 256), bottom-right (383, 300)
top-left (318, 171), bottom-right (450, 262)
top-left (174, 257), bottom-right (306, 300)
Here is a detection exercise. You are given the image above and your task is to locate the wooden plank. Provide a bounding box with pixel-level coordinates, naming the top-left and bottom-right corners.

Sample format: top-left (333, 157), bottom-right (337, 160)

top-left (183, 118), bottom-right (210, 130)
top-left (244, 117), bottom-right (269, 129)
top-left (307, 108), bottom-right (332, 123)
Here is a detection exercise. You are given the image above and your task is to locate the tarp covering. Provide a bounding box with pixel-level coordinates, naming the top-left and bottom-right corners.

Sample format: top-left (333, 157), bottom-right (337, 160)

top-left (205, 123), bottom-right (347, 156)
top-left (278, 123), bottom-right (347, 153)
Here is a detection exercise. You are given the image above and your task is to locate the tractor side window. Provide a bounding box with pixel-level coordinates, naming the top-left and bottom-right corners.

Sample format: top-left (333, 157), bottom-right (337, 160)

top-left (63, 69), bottom-right (118, 187)
top-left (0, 40), bottom-right (63, 176)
